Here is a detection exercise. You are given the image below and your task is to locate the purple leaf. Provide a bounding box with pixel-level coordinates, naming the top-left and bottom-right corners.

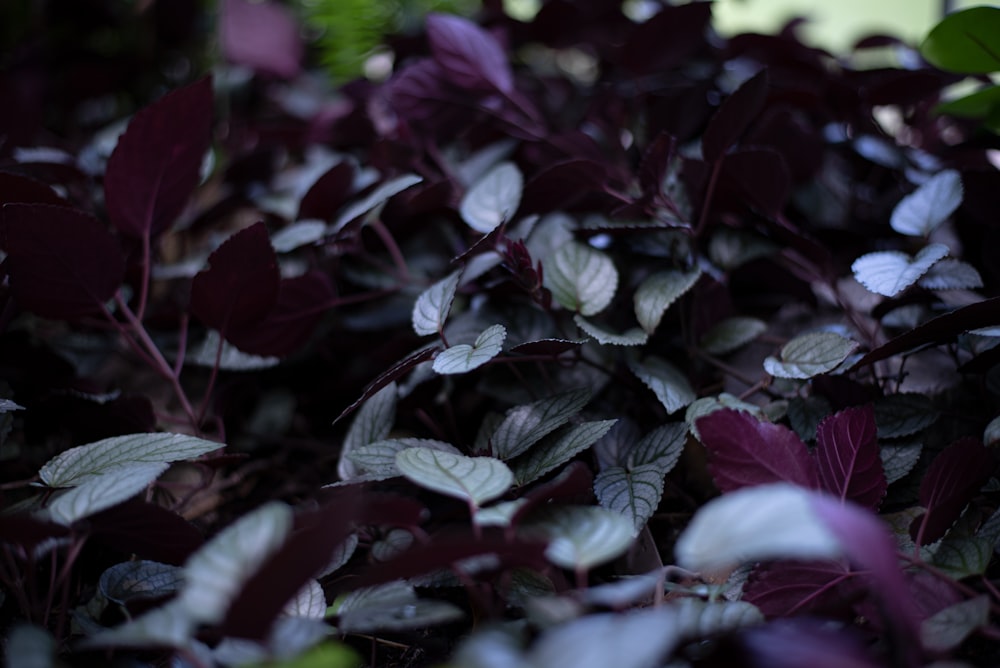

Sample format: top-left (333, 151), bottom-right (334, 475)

top-left (696, 409), bottom-right (819, 492)
top-left (0, 172), bottom-right (67, 207)
top-left (333, 347), bottom-right (439, 425)
top-left (226, 272), bottom-right (335, 357)
top-left (910, 437), bottom-right (995, 545)
top-left (738, 618), bottom-right (884, 668)
top-left (701, 69), bottom-right (769, 163)
top-left (88, 498), bottom-right (204, 566)
top-left (190, 222), bottom-right (280, 334)
top-left (297, 162), bottom-right (354, 221)
top-left (720, 147), bottom-right (790, 216)
top-left (104, 77), bottom-right (213, 239)
top-left (621, 3), bottom-right (712, 74)
top-left (814, 405), bottom-right (886, 510)
top-left (2, 204), bottom-right (124, 319)
top-left (426, 13), bottom-right (513, 94)
top-left (219, 0), bottom-right (303, 79)
top-left (0, 513), bottom-right (70, 550)
top-left (743, 560), bottom-right (859, 618)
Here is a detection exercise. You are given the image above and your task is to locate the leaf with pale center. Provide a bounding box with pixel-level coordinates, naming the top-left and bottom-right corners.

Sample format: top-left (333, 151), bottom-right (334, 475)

top-left (633, 269), bottom-right (701, 334)
top-left (459, 161), bottom-right (523, 233)
top-left (852, 243), bottom-right (949, 297)
top-left (524, 505), bottom-right (635, 571)
top-left (412, 270), bottom-right (462, 336)
top-left (763, 331), bottom-right (858, 379)
top-left (890, 170), bottom-right (962, 237)
top-left (432, 324), bottom-right (506, 374)
top-left (395, 447), bottom-right (513, 506)
top-left (544, 241), bottom-right (618, 316)
top-left (491, 387), bottom-right (592, 460)
top-left (629, 356), bottom-right (695, 413)
top-left (47, 462), bottom-right (169, 525)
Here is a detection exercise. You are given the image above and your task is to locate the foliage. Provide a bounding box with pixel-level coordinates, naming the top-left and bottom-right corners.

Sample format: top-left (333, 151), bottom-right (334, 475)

top-left (2, 1), bottom-right (1000, 667)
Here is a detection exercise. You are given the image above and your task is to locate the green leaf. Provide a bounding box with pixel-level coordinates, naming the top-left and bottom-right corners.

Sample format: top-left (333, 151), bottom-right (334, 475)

top-left (544, 241), bottom-right (618, 316)
top-left (787, 395), bottom-right (833, 442)
top-left (628, 422), bottom-right (687, 470)
top-left (412, 270), bottom-right (462, 336)
top-left (459, 161), bottom-right (523, 233)
top-left (283, 580), bottom-right (328, 619)
top-left (40, 433), bottom-right (222, 487)
top-left (874, 394), bottom-right (938, 438)
top-left (931, 532), bottom-right (994, 579)
top-left (99, 561), bottom-right (183, 605)
top-left (524, 505), bottom-right (635, 571)
top-left (270, 220), bottom-right (327, 253)
top-left (685, 394), bottom-right (764, 440)
top-left (763, 331), bottom-right (858, 379)
top-left (674, 483), bottom-right (841, 573)
top-left (433, 324), bottom-right (506, 374)
top-left (700, 317), bottom-right (767, 355)
top-left (334, 581), bottom-right (463, 633)
top-left (629, 356), bottom-right (695, 414)
top-left (349, 438), bottom-right (461, 478)
top-left (936, 84), bottom-right (1000, 118)
top-left (574, 315), bottom-right (648, 346)
top-left (491, 387), bottom-right (592, 460)
top-left (513, 420), bottom-right (617, 485)
top-left (337, 382), bottom-right (397, 480)
top-left (890, 170), bottom-right (962, 237)
top-left (633, 269), bottom-right (701, 334)
top-left (178, 502), bottom-right (294, 624)
top-left (252, 641), bottom-right (361, 668)
top-left (47, 462), bottom-right (169, 525)
top-left (921, 596), bottom-right (990, 652)
top-left (395, 447), bottom-right (514, 507)
top-left (594, 464), bottom-right (665, 535)
top-left (852, 243), bottom-right (950, 297)
top-left (921, 7), bottom-right (1000, 73)
top-left (331, 174), bottom-right (423, 232)
top-left (918, 258), bottom-right (984, 290)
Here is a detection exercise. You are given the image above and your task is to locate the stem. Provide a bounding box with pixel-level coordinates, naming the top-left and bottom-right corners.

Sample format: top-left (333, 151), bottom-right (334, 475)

top-left (369, 219), bottom-right (410, 283)
top-left (136, 230), bottom-right (152, 321)
top-left (195, 330), bottom-right (226, 426)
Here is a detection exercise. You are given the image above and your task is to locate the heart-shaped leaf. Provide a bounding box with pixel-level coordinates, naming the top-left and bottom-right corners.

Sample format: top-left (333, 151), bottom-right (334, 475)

top-left (633, 269), bottom-right (701, 334)
top-left (852, 243), bottom-right (950, 297)
top-left (890, 170), bottom-right (962, 237)
top-left (395, 447), bottom-right (513, 507)
top-left (459, 161), bottom-right (523, 233)
top-left (350, 438), bottom-right (461, 479)
top-left (433, 324), bottom-right (506, 374)
top-left (412, 270), bottom-right (462, 336)
top-left (491, 387), bottom-right (592, 460)
top-left (545, 241), bottom-right (618, 316)
top-left (524, 505), bottom-right (635, 571)
top-left (594, 464), bottom-right (665, 535)
top-left (629, 356), bottom-right (695, 414)
top-left (763, 331), bottom-right (858, 379)
top-left (99, 561), bottom-right (183, 606)
top-left (700, 317), bottom-right (768, 355)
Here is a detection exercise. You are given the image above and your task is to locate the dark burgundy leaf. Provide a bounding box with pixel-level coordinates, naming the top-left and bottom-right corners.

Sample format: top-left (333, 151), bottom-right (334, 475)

top-left (88, 498), bottom-right (204, 565)
top-left (297, 162), bottom-right (354, 221)
top-left (744, 107), bottom-right (823, 184)
top-left (637, 133), bottom-right (677, 198)
top-left (696, 409), bottom-right (819, 492)
top-left (852, 297), bottom-right (1000, 370)
top-left (743, 560), bottom-right (859, 618)
top-left (219, 0), bottom-right (303, 79)
top-left (2, 204), bottom-right (124, 319)
top-left (426, 13), bottom-right (513, 94)
top-left (738, 619), bottom-right (883, 668)
top-left (333, 347), bottom-right (438, 424)
top-left (352, 492), bottom-right (428, 529)
top-left (0, 513), bottom-right (70, 549)
top-left (719, 147), bottom-right (790, 216)
top-left (190, 222), bottom-right (280, 334)
top-left (701, 69), bottom-right (769, 163)
top-left (620, 3), bottom-right (712, 74)
top-left (104, 77), bottom-right (213, 239)
top-left (226, 272), bottom-right (335, 357)
top-left (510, 461), bottom-right (594, 526)
top-left (520, 159), bottom-right (607, 214)
top-left (0, 172), bottom-right (67, 207)
top-left (909, 437), bottom-right (995, 545)
top-left (221, 493), bottom-right (359, 640)
top-left (814, 405), bottom-right (886, 510)
top-left (510, 339), bottom-right (585, 356)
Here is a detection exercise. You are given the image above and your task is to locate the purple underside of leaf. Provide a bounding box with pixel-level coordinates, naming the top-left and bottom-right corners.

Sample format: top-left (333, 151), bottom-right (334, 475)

top-left (814, 405), bottom-right (887, 510)
top-left (701, 69), bottom-right (770, 163)
top-left (88, 498), bottom-right (204, 566)
top-left (220, 0), bottom-right (303, 78)
top-left (720, 147), bottom-right (790, 216)
top-left (0, 171), bottom-right (68, 207)
top-left (190, 222), bottom-right (280, 334)
top-left (911, 437), bottom-right (995, 545)
top-left (738, 618), bottom-right (884, 668)
top-left (104, 76), bottom-right (213, 240)
top-left (696, 408), bottom-right (819, 491)
top-left (389, 59), bottom-right (472, 125)
top-left (743, 559), bottom-right (859, 618)
top-left (297, 161), bottom-right (354, 221)
top-left (426, 13), bottom-right (513, 94)
top-left (2, 203), bottom-right (124, 319)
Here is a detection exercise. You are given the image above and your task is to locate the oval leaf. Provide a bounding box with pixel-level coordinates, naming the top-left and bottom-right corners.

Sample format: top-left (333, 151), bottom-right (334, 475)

top-left (99, 561), bottom-right (183, 605)
top-left (513, 420), bottom-right (617, 485)
top-left (921, 7), bottom-right (1000, 73)
top-left (491, 387), bottom-right (593, 460)
top-left (890, 170), bottom-right (962, 237)
top-left (629, 356), bottom-right (696, 414)
top-left (594, 463), bottom-right (665, 535)
top-left (763, 331), bottom-right (858, 379)
top-left (633, 269), bottom-right (700, 334)
top-left (545, 241), bottom-right (618, 316)
top-left (395, 447), bottom-right (514, 507)
top-left (47, 462), bottom-right (169, 526)
top-left (349, 438), bottom-right (461, 478)
top-left (851, 243), bottom-right (950, 297)
top-left (427, 13), bottom-right (514, 93)
top-left (459, 161), bottom-right (523, 233)
top-left (331, 174), bottom-right (422, 232)
top-left (700, 317), bottom-right (768, 355)
top-left (921, 595), bottom-right (990, 652)
top-left (814, 405), bottom-right (886, 509)
top-left (432, 324), bottom-right (506, 374)
top-left (412, 270), bottom-right (461, 336)
top-left (525, 505), bottom-right (635, 571)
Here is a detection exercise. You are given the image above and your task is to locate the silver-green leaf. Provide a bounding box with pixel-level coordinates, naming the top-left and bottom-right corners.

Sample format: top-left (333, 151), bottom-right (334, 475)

top-left (395, 447), bottom-right (514, 506)
top-left (852, 243), bottom-right (949, 297)
top-left (524, 505), bottom-right (635, 571)
top-left (629, 356), bottom-right (695, 414)
top-left (513, 420), bottom-right (617, 485)
top-left (338, 382), bottom-right (397, 480)
top-left (433, 324), bottom-right (506, 374)
top-left (349, 438), bottom-right (461, 478)
top-left (763, 331), bottom-right (858, 379)
top-left (628, 422), bottom-right (687, 471)
top-left (491, 388), bottom-right (592, 460)
top-left (47, 462), bottom-right (169, 525)
top-left (460, 161), bottom-right (523, 233)
top-left (700, 317), bottom-right (767, 355)
top-left (574, 315), bottom-right (648, 346)
top-left (633, 269), bottom-right (701, 334)
top-left (270, 220), bottom-right (327, 252)
top-left (544, 241), bottom-right (618, 316)
top-left (890, 170), bottom-right (962, 237)
top-left (332, 174), bottom-right (423, 232)
top-left (412, 270), bottom-right (462, 336)
top-left (918, 258), bottom-right (984, 290)
top-left (594, 464), bottom-right (665, 535)
top-left (99, 561), bottom-right (183, 605)
top-left (921, 595), bottom-right (989, 652)
top-left (335, 581), bottom-right (464, 633)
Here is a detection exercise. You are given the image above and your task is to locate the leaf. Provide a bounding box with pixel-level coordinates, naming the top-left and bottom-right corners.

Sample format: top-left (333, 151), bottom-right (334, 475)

top-left (190, 222), bottom-right (280, 333)
top-left (700, 317), bottom-right (768, 355)
top-left (433, 324), bottom-right (506, 374)
top-left (544, 241), bottom-right (618, 316)
top-left (890, 170), bottom-right (963, 237)
top-left (513, 420), bottom-right (617, 485)
top-left (633, 269), bottom-right (701, 334)
top-left (696, 409), bottom-right (818, 492)
top-left (787, 395), bottom-right (833, 442)
top-left (669, 598), bottom-right (764, 640)
top-left (527, 608), bottom-right (679, 668)
top-left (104, 77), bottom-right (212, 239)
top-left (333, 347), bottom-right (438, 425)
top-left (931, 527), bottom-right (995, 579)
top-left (911, 437), bottom-right (995, 545)
top-left (628, 422), bottom-right (687, 470)
top-left (395, 447), bottom-right (514, 507)
top-left (40, 433), bottom-right (222, 487)
top-left (629, 356), bottom-right (696, 414)
top-left (2, 204), bottom-right (124, 319)
top-left (88, 498), bottom-right (204, 566)
top-left (814, 406), bottom-right (886, 509)
top-left (47, 462), bottom-right (169, 525)
top-left (426, 13), bottom-right (513, 93)
top-left (702, 69), bottom-right (769, 163)
top-left (921, 596), bottom-right (990, 652)
top-left (851, 243), bottom-right (950, 297)
top-left (763, 331), bottom-right (858, 379)
top-left (338, 382), bottom-right (397, 480)
top-left (220, 0), bottom-right (303, 78)
top-left (349, 438), bottom-right (461, 478)
top-left (880, 443), bottom-right (923, 485)
top-left (99, 560), bottom-right (183, 605)
top-left (459, 161), bottom-right (523, 233)
top-left (921, 6), bottom-right (1000, 73)
top-left (412, 270), bottom-right (462, 336)
top-left (524, 505), bottom-right (635, 571)
top-left (491, 387), bottom-right (593, 460)
top-left (256, 642), bottom-right (361, 668)
top-left (674, 483), bottom-right (842, 574)
top-left (284, 580), bottom-right (327, 619)
top-left (270, 220), bottom-right (327, 252)
top-left (335, 581), bottom-right (463, 633)
top-left (743, 560), bottom-right (857, 617)
top-left (874, 394), bottom-right (938, 438)
top-left (4, 625), bottom-right (56, 668)
top-left (918, 258), bottom-right (984, 290)
top-left (186, 330), bottom-right (281, 370)
top-left (82, 600), bottom-right (193, 648)
top-left (178, 502), bottom-right (294, 625)
top-left (331, 174), bottom-right (423, 232)
top-left (594, 464), bottom-right (665, 535)
top-left (574, 315), bottom-right (648, 346)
